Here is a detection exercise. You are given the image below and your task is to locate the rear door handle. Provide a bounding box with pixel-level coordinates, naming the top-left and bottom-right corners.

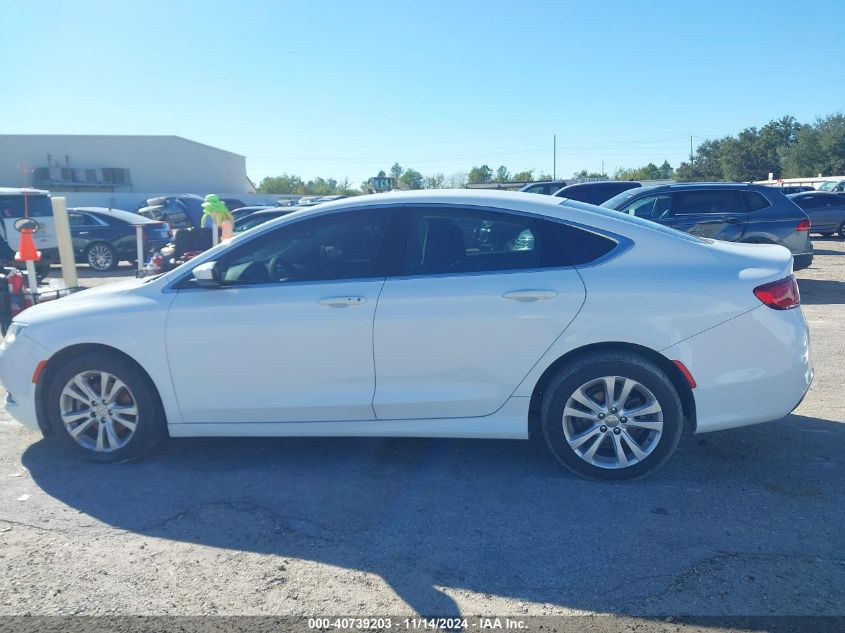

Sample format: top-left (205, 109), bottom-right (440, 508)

top-left (317, 296), bottom-right (367, 308)
top-left (502, 289), bottom-right (557, 302)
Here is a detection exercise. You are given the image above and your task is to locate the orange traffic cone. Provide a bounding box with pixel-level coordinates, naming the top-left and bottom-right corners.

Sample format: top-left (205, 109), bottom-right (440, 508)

top-left (15, 229), bottom-right (42, 262)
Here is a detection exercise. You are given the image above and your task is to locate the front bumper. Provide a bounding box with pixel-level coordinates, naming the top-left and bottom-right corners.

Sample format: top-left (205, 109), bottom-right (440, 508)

top-left (662, 305), bottom-right (812, 434)
top-left (0, 330), bottom-right (52, 432)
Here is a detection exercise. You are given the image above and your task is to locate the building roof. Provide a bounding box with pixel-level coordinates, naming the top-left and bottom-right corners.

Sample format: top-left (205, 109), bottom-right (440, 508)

top-left (0, 134), bottom-right (245, 158)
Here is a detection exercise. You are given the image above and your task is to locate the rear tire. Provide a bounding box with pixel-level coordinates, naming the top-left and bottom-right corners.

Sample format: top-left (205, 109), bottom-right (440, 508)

top-left (541, 351), bottom-right (684, 481)
top-left (46, 351), bottom-right (165, 462)
top-left (838, 222), bottom-right (845, 239)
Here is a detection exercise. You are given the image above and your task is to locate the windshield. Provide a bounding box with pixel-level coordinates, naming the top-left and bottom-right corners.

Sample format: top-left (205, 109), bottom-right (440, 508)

top-left (817, 182), bottom-right (836, 191)
top-left (602, 186), bottom-right (656, 210)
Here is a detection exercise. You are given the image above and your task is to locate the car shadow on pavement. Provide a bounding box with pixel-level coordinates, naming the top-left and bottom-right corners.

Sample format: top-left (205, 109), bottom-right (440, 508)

top-left (795, 279), bottom-right (845, 305)
top-left (21, 413), bottom-right (845, 619)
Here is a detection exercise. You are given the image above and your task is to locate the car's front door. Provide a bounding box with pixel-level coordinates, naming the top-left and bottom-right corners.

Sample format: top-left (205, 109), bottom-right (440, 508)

top-left (372, 205), bottom-right (587, 420)
top-left (662, 189), bottom-right (747, 240)
top-left (165, 207), bottom-right (394, 424)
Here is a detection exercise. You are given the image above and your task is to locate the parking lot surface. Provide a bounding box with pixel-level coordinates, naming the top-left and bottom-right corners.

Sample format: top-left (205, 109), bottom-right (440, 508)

top-left (1, 240), bottom-right (843, 619)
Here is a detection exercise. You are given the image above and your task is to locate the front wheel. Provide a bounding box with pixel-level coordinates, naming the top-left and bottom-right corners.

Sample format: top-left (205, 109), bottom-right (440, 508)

top-left (541, 351), bottom-right (684, 481)
top-left (46, 352), bottom-right (165, 462)
top-left (838, 222), bottom-right (845, 239)
top-left (86, 242), bottom-right (117, 271)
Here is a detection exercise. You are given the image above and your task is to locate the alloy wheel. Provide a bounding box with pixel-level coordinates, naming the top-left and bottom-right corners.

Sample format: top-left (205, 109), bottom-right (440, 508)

top-left (562, 375), bottom-right (663, 469)
top-left (59, 370), bottom-right (139, 452)
top-left (88, 244), bottom-right (114, 271)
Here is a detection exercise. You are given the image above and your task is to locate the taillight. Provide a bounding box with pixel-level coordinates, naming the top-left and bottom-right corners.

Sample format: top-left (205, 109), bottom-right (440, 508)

top-left (796, 219), bottom-right (811, 231)
top-left (753, 275), bottom-right (800, 310)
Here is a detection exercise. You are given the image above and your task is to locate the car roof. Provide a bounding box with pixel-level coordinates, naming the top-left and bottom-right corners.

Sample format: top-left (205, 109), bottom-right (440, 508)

top-left (0, 187), bottom-right (50, 196)
top-left (559, 181), bottom-right (640, 189)
top-left (70, 206), bottom-right (157, 224)
top-left (265, 189), bottom-right (703, 242)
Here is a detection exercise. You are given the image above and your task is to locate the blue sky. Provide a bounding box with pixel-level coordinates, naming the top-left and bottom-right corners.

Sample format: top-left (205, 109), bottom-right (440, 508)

top-left (2, 0), bottom-right (843, 186)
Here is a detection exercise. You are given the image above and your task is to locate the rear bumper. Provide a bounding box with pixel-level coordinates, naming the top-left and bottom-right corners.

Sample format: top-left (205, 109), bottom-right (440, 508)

top-left (793, 253), bottom-right (813, 270)
top-left (662, 305), bottom-right (812, 434)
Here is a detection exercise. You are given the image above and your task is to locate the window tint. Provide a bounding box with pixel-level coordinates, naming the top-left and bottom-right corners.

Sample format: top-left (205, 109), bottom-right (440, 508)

top-left (671, 190), bottom-right (743, 215)
top-left (218, 209), bottom-right (390, 285)
top-left (0, 195), bottom-right (53, 218)
top-left (622, 194), bottom-right (671, 219)
top-left (743, 191), bottom-right (771, 211)
top-left (68, 213), bottom-right (96, 227)
top-left (406, 208), bottom-right (540, 275)
top-left (543, 220), bottom-right (616, 265)
top-left (795, 195), bottom-right (822, 209)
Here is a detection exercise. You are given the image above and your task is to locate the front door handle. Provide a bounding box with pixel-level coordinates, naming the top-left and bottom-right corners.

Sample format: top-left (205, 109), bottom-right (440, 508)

top-left (502, 289), bottom-right (557, 302)
top-left (317, 296), bottom-right (367, 308)
top-left (724, 216), bottom-right (743, 224)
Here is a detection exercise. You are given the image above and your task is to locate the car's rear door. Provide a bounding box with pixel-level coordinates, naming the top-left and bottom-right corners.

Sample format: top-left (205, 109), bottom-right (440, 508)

top-left (663, 189), bottom-right (747, 240)
top-left (372, 204), bottom-right (586, 420)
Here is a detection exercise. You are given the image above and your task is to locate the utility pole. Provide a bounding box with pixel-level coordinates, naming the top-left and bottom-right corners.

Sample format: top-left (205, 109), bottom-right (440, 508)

top-left (601, 160), bottom-right (605, 177)
top-left (690, 135), bottom-right (694, 163)
top-left (553, 135), bottom-right (557, 180)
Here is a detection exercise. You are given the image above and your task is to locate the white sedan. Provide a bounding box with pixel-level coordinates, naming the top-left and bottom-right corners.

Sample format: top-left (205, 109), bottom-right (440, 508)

top-left (0, 190), bottom-right (813, 480)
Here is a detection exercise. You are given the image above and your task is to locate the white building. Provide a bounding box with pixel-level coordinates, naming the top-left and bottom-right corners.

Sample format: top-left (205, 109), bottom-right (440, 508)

top-left (0, 134), bottom-right (259, 209)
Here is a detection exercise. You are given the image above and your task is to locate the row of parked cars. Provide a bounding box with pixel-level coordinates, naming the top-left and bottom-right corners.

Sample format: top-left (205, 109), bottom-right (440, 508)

top-left (517, 179), bottom-right (845, 270)
top-left (65, 194), bottom-right (342, 271)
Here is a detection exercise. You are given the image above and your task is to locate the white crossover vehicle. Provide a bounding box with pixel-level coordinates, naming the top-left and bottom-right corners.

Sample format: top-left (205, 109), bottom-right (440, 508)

top-left (0, 190), bottom-right (812, 480)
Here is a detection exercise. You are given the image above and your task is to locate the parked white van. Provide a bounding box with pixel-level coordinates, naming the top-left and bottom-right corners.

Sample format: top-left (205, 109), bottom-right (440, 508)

top-left (0, 188), bottom-right (59, 274)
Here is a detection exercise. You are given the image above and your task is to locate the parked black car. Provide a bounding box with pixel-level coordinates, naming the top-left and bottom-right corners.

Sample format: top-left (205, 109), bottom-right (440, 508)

top-left (787, 191), bottom-right (845, 237)
top-left (602, 183), bottom-right (814, 270)
top-left (233, 208), bottom-right (297, 233)
top-left (518, 180), bottom-right (568, 195)
top-left (554, 181), bottom-right (641, 205)
top-left (230, 205), bottom-right (274, 221)
top-left (68, 207), bottom-right (172, 271)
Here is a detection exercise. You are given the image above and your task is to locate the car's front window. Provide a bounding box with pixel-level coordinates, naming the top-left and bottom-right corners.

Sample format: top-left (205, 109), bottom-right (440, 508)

top-left (622, 194), bottom-right (671, 219)
top-left (216, 209), bottom-right (391, 285)
top-left (602, 187), bottom-right (654, 210)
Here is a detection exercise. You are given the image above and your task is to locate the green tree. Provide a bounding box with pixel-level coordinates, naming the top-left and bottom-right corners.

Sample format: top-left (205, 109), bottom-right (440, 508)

top-left (425, 173), bottom-right (446, 189)
top-left (495, 165), bottom-right (510, 182)
top-left (511, 170), bottom-right (534, 182)
top-left (572, 169), bottom-right (606, 180)
top-left (782, 114), bottom-right (845, 178)
top-left (390, 163), bottom-right (403, 180)
top-left (399, 168), bottom-right (424, 190)
top-left (467, 164), bottom-right (493, 184)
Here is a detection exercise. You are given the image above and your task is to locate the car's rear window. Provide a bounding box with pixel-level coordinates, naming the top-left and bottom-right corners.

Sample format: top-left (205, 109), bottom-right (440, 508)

top-left (743, 191), bottom-right (771, 211)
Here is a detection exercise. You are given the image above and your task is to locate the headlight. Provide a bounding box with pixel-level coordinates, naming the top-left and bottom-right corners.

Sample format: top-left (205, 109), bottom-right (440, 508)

top-left (1, 323), bottom-right (27, 350)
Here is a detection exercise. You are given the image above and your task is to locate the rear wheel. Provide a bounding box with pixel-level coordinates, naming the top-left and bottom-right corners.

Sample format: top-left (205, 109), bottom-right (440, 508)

top-left (838, 221), bottom-right (845, 239)
top-left (46, 351), bottom-right (165, 462)
top-left (86, 242), bottom-right (117, 271)
top-left (541, 351), bottom-right (684, 481)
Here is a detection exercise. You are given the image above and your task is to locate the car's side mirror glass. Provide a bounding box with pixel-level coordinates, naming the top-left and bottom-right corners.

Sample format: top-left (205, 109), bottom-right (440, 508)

top-left (192, 261), bottom-right (221, 287)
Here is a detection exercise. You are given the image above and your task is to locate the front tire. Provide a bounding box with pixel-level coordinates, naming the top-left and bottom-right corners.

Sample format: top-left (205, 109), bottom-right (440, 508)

top-left (86, 242), bottom-right (117, 271)
top-left (46, 351), bottom-right (165, 462)
top-left (838, 221), bottom-right (845, 239)
top-left (541, 351), bottom-right (683, 481)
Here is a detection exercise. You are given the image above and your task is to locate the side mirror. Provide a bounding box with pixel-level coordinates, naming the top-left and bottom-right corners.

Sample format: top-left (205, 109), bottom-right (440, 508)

top-left (192, 261), bottom-right (221, 287)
